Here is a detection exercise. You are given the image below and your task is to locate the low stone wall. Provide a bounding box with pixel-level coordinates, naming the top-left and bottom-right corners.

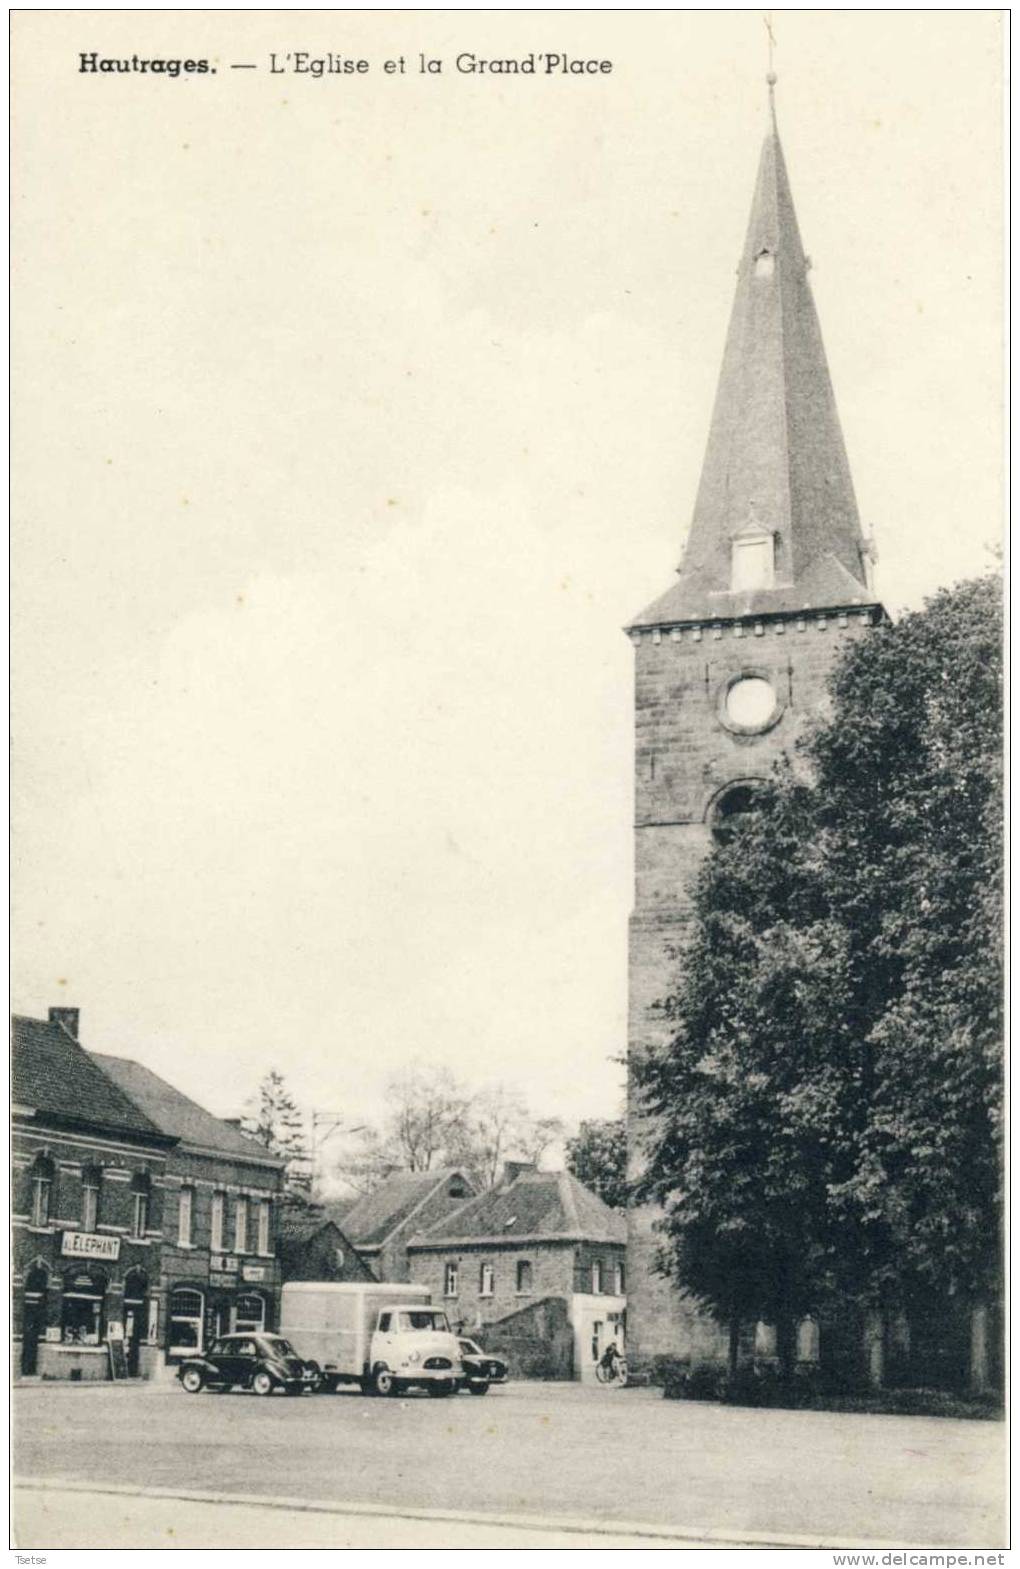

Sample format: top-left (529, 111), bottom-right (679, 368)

top-left (480, 1296), bottom-right (573, 1381)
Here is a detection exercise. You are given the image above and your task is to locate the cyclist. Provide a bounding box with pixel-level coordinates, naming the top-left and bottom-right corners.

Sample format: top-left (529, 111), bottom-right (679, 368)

top-left (598, 1339), bottom-right (623, 1379)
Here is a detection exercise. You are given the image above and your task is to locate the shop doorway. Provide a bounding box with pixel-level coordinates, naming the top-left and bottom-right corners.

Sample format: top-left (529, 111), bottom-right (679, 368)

top-left (168, 1287), bottom-right (205, 1359)
top-left (123, 1270), bottom-right (149, 1377)
top-left (61, 1268), bottom-right (107, 1344)
top-left (21, 1265), bottom-right (48, 1374)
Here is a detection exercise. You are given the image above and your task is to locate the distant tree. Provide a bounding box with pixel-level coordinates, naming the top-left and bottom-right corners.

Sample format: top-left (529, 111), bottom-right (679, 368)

top-left (243, 1069), bottom-right (313, 1207)
top-left (565, 1119), bottom-right (629, 1211)
top-left (330, 1070), bottom-right (566, 1195)
top-left (636, 576), bottom-right (1003, 1376)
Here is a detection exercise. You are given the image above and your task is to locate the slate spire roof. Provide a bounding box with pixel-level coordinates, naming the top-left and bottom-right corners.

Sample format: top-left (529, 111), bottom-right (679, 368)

top-left (631, 86), bottom-right (880, 629)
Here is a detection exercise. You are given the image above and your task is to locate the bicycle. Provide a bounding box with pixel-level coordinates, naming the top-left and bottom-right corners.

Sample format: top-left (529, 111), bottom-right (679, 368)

top-left (595, 1355), bottom-right (628, 1386)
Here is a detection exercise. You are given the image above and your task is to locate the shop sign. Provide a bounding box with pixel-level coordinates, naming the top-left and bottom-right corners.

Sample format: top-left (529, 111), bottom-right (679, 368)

top-left (241, 1265), bottom-right (267, 1283)
top-left (209, 1271), bottom-right (236, 1286)
top-left (45, 1326), bottom-right (61, 1343)
top-left (61, 1231), bottom-right (120, 1262)
top-left (210, 1255), bottom-right (239, 1273)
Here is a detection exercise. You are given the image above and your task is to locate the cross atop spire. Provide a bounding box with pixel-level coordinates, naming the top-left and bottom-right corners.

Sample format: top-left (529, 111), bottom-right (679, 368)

top-left (631, 86), bottom-right (879, 630)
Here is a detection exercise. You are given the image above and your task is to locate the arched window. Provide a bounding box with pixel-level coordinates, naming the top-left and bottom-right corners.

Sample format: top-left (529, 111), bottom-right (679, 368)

top-left (443, 1260), bottom-right (459, 1297)
top-left (479, 1262), bottom-right (494, 1297)
top-left (82, 1166), bottom-right (103, 1232)
top-left (614, 1260), bottom-right (626, 1296)
top-left (516, 1260), bottom-right (533, 1295)
top-left (233, 1294), bottom-right (266, 1334)
top-left (591, 1260), bottom-right (604, 1294)
top-left (130, 1172), bottom-right (151, 1240)
top-left (30, 1156), bottom-right (54, 1227)
top-left (710, 781), bottom-right (764, 845)
top-left (168, 1287), bottom-right (204, 1357)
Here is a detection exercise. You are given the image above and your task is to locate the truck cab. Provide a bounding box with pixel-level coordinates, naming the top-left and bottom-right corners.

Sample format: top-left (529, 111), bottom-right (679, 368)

top-left (370, 1305), bottom-right (462, 1397)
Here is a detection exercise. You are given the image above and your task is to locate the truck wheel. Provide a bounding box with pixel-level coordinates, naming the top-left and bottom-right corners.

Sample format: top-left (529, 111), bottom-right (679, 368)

top-left (372, 1366), bottom-right (396, 1397)
top-left (252, 1370), bottom-right (275, 1396)
top-left (180, 1368), bottom-right (204, 1394)
top-left (468, 1381), bottom-right (490, 1396)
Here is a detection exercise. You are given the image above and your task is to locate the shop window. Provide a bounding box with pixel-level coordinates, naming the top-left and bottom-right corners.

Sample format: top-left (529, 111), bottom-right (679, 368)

top-left (444, 1260), bottom-right (459, 1297)
top-left (210, 1191), bottom-right (225, 1252)
top-left (516, 1260), bottom-right (533, 1295)
top-left (591, 1260), bottom-right (603, 1294)
top-left (30, 1156), bottom-right (54, 1227)
top-left (257, 1200), bottom-right (271, 1256)
top-left (131, 1173), bottom-right (150, 1240)
top-left (178, 1186), bottom-right (194, 1248)
top-left (233, 1294), bottom-right (265, 1334)
top-left (614, 1260), bottom-right (626, 1296)
top-left (479, 1263), bottom-right (494, 1297)
top-left (81, 1166), bottom-right (102, 1232)
top-left (61, 1268), bottom-right (107, 1344)
top-left (234, 1196), bottom-right (248, 1254)
top-left (168, 1288), bottom-right (204, 1357)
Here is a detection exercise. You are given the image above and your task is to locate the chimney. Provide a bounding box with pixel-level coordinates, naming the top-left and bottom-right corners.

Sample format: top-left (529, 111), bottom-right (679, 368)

top-left (48, 1006), bottom-right (80, 1040)
top-left (501, 1160), bottom-right (537, 1188)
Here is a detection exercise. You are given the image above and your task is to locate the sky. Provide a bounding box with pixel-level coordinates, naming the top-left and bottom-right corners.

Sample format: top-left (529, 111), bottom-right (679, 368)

top-left (11, 12), bottom-right (1003, 1171)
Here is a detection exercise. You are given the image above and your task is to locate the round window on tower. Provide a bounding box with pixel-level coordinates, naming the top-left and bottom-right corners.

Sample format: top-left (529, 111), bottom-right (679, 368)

top-left (717, 670), bottom-right (783, 736)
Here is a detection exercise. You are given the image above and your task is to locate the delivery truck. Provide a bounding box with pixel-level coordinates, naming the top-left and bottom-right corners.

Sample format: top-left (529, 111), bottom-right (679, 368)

top-left (280, 1281), bottom-right (467, 1397)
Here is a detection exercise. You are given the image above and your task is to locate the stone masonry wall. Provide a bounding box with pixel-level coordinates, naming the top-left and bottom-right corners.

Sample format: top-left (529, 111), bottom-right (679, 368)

top-left (626, 611), bottom-right (877, 1376)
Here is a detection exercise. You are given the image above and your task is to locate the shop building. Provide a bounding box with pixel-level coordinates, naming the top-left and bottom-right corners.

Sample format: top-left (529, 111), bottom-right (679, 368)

top-left (92, 1053), bottom-right (286, 1360)
top-left (12, 1009), bottom-right (176, 1381)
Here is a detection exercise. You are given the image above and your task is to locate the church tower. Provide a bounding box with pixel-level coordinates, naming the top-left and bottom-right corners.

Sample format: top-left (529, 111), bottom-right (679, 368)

top-left (625, 80), bottom-right (887, 1376)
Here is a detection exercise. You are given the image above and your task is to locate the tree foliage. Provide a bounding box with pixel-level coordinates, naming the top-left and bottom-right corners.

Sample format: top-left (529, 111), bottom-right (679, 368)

top-left (636, 576), bottom-right (1003, 1362)
top-left (565, 1119), bottom-right (629, 1211)
top-left (329, 1064), bottom-right (566, 1196)
top-left (243, 1068), bottom-right (314, 1207)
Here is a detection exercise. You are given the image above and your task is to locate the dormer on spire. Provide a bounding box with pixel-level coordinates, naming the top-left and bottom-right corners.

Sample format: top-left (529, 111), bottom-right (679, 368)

top-left (631, 87), bottom-right (881, 630)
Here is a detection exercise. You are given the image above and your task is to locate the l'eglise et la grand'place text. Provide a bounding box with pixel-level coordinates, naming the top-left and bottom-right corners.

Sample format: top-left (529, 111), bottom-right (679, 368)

top-left (76, 52), bottom-right (614, 77)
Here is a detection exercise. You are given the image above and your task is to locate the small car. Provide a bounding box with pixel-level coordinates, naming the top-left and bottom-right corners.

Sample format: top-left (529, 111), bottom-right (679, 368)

top-left (178, 1332), bottom-right (321, 1396)
top-left (457, 1337), bottom-right (509, 1394)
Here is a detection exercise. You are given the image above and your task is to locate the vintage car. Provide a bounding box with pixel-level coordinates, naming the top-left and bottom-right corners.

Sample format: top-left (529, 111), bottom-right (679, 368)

top-left (177, 1332), bottom-right (320, 1396)
top-left (457, 1337), bottom-right (509, 1394)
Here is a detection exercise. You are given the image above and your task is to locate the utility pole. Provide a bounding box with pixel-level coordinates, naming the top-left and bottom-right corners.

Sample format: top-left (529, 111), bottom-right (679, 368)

top-left (309, 1111), bottom-right (364, 1199)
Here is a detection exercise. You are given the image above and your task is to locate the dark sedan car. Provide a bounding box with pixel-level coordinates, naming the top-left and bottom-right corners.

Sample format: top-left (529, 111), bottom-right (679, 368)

top-left (178, 1332), bottom-right (320, 1396)
top-left (457, 1338), bottom-right (509, 1394)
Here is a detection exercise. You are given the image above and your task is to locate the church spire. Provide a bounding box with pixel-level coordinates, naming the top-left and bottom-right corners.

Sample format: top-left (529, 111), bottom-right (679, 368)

top-left (632, 82), bottom-right (877, 629)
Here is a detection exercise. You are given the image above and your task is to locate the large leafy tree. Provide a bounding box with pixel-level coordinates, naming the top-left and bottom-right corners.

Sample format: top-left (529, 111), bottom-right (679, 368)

top-left (565, 1119), bottom-right (629, 1211)
top-left (636, 576), bottom-right (1003, 1375)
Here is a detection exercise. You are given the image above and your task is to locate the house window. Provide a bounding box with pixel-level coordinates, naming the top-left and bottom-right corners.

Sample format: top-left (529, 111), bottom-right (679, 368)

top-left (233, 1293), bottom-right (266, 1334)
top-left (81, 1167), bottom-right (102, 1232)
top-left (30, 1157), bottom-right (54, 1227)
top-left (444, 1260), bottom-right (459, 1297)
top-left (479, 1263), bottom-right (494, 1297)
top-left (731, 533), bottom-right (775, 592)
top-left (210, 1192), bottom-right (225, 1252)
top-left (130, 1174), bottom-right (151, 1240)
top-left (516, 1260), bottom-right (533, 1295)
top-left (178, 1187), bottom-right (194, 1248)
top-left (591, 1260), bottom-right (603, 1294)
top-left (234, 1197), bottom-right (248, 1254)
top-left (614, 1260), bottom-right (625, 1295)
top-left (168, 1288), bottom-right (204, 1356)
top-left (257, 1200), bottom-right (271, 1256)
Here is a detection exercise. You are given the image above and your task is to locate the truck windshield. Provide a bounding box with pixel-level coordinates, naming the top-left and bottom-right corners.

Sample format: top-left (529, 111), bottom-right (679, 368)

top-left (398, 1311), bottom-right (450, 1333)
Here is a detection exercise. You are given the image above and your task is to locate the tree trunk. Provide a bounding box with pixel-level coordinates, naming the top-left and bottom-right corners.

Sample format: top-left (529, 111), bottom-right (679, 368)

top-left (863, 1309), bottom-right (885, 1388)
top-left (969, 1301), bottom-right (990, 1393)
top-left (728, 1316), bottom-right (740, 1378)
